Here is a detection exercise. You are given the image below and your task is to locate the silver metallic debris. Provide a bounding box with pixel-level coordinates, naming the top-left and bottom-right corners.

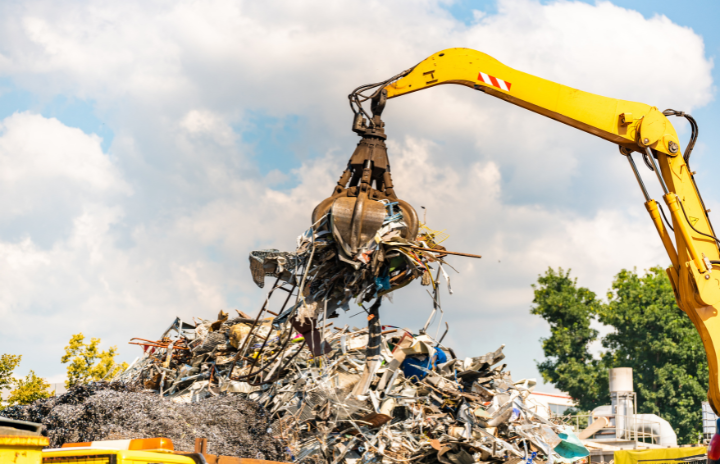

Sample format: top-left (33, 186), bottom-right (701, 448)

top-left (114, 307), bottom-right (588, 464)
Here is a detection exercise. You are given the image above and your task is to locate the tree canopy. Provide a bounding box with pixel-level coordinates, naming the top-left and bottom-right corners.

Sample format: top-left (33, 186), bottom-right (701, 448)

top-left (0, 354), bottom-right (22, 392)
top-left (0, 333), bottom-right (127, 409)
top-left (530, 268), bottom-right (607, 411)
top-left (61, 333), bottom-right (128, 388)
top-left (6, 371), bottom-right (51, 407)
top-left (0, 354), bottom-right (51, 409)
top-left (532, 266), bottom-right (708, 444)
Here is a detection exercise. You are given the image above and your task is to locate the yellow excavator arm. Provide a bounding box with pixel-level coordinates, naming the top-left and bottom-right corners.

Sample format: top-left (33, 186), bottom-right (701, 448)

top-left (383, 48), bottom-right (720, 412)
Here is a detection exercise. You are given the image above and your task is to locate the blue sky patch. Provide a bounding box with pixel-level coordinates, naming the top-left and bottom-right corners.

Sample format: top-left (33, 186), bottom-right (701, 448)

top-left (0, 78), bottom-right (114, 152)
top-left (239, 112), bottom-right (319, 189)
top-left (440, 0), bottom-right (497, 25)
top-left (43, 95), bottom-right (115, 152)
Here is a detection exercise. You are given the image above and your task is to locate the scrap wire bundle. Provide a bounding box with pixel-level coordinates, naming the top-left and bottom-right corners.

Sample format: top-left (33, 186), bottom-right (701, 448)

top-left (116, 309), bottom-right (589, 464)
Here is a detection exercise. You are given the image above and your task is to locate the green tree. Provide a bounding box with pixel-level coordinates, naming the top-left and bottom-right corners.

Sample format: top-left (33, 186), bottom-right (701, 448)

top-left (6, 371), bottom-right (51, 407)
top-left (0, 354), bottom-right (22, 392)
top-left (61, 333), bottom-right (128, 388)
top-left (532, 266), bottom-right (709, 445)
top-left (0, 356), bottom-right (52, 410)
top-left (600, 267), bottom-right (707, 444)
top-left (531, 268), bottom-right (607, 411)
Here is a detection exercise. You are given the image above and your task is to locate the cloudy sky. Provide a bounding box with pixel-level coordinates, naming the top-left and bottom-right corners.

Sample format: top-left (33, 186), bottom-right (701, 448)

top-left (0, 0), bottom-right (718, 390)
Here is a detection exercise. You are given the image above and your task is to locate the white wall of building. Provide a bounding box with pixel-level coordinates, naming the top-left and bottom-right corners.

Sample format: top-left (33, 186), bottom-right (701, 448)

top-left (527, 391), bottom-right (576, 419)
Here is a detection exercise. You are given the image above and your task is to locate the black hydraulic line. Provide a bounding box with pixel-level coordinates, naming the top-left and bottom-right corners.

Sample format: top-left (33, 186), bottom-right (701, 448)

top-left (676, 195), bottom-right (720, 246)
top-left (663, 109), bottom-right (698, 165)
top-left (650, 110), bottom-right (716, 247)
top-left (642, 151), bottom-right (655, 171)
top-left (659, 203), bottom-right (674, 232)
top-left (348, 67), bottom-right (414, 123)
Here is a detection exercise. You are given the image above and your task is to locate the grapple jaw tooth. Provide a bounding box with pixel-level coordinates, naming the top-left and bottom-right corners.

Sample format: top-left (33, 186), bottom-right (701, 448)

top-left (330, 191), bottom-right (386, 256)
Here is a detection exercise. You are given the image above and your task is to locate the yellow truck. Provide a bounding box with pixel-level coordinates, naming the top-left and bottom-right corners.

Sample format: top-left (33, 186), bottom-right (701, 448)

top-left (0, 419), bottom-right (283, 464)
top-left (45, 437), bottom-right (281, 464)
top-left (0, 419), bottom-right (48, 464)
top-left (614, 447), bottom-right (708, 464)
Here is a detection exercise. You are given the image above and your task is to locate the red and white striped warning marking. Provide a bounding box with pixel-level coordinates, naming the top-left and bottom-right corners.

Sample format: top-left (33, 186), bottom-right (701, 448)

top-left (477, 72), bottom-right (512, 91)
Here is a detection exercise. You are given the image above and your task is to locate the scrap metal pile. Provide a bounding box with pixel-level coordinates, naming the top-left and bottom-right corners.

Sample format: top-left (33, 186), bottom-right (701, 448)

top-left (111, 177), bottom-right (587, 463)
top-left (117, 307), bottom-right (589, 464)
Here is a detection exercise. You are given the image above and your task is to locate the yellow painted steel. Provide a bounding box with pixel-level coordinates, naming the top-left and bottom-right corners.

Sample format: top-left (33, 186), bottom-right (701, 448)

top-left (645, 200), bottom-right (678, 269)
top-left (385, 47), bottom-right (720, 412)
top-left (0, 435), bottom-right (49, 464)
top-left (614, 446), bottom-right (706, 464)
top-left (42, 448), bottom-right (195, 464)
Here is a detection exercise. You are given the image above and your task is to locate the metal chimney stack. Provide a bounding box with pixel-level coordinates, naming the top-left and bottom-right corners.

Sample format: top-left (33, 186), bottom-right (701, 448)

top-left (609, 368), bottom-right (635, 439)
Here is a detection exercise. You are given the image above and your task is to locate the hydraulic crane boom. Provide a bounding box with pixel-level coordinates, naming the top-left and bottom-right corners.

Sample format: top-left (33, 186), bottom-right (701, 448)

top-left (380, 48), bottom-right (720, 412)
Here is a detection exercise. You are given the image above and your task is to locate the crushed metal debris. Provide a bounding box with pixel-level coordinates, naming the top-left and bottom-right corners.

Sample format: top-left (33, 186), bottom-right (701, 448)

top-left (105, 305), bottom-right (588, 464)
top-left (247, 212), bottom-right (463, 357)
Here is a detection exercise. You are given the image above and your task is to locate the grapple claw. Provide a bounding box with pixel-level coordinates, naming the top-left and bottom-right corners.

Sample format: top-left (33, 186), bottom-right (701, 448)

top-left (313, 117), bottom-right (417, 253)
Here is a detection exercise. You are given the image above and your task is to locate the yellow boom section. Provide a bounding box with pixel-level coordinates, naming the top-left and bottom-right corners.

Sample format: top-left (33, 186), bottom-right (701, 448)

top-left (386, 48), bottom-right (679, 155)
top-left (385, 47), bottom-right (720, 412)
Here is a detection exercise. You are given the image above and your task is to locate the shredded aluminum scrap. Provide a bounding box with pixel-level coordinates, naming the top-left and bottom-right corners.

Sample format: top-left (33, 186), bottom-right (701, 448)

top-left (0, 383), bottom-right (284, 460)
top-left (110, 310), bottom-right (588, 464)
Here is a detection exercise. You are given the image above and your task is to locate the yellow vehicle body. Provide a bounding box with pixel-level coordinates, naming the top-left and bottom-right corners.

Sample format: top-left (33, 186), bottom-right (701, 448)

top-left (0, 436), bottom-right (49, 464)
top-left (42, 448), bottom-right (196, 464)
top-left (614, 445), bottom-right (707, 464)
top-left (379, 48), bottom-right (720, 412)
top-left (42, 439), bottom-right (284, 464)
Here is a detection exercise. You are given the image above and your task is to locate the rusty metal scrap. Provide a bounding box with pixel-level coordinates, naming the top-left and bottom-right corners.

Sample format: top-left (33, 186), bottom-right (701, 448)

top-left (113, 301), bottom-right (587, 464)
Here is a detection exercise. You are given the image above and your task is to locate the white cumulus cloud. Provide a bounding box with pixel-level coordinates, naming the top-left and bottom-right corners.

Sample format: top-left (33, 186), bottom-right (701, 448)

top-left (0, 0), bottom-right (713, 385)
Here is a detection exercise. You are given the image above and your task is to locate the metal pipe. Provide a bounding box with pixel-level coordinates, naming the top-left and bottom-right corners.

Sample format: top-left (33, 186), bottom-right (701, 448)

top-left (406, 245), bottom-right (482, 259)
top-left (247, 282), bottom-right (296, 373)
top-left (228, 277), bottom-right (282, 379)
top-left (626, 153), bottom-right (651, 202)
top-left (645, 147), bottom-right (670, 195)
top-left (645, 200), bottom-right (679, 268)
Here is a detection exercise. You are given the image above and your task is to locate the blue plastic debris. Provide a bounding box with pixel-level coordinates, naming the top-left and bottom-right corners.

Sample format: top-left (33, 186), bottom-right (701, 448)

top-left (401, 347), bottom-right (448, 381)
top-left (375, 274), bottom-right (391, 292)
